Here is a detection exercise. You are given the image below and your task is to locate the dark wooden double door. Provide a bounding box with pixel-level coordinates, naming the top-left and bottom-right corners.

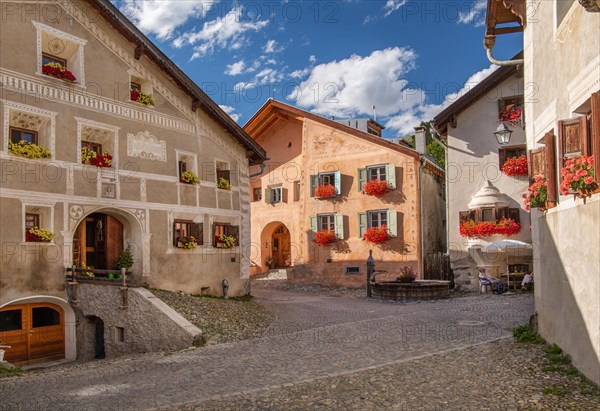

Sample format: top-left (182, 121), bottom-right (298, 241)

top-left (73, 213), bottom-right (123, 269)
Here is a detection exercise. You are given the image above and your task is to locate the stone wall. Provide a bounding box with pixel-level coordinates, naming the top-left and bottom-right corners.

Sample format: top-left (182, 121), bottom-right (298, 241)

top-left (73, 284), bottom-right (202, 360)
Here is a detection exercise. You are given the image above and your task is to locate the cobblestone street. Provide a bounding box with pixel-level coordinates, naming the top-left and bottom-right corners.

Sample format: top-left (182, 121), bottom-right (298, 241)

top-left (1, 290), bottom-right (597, 410)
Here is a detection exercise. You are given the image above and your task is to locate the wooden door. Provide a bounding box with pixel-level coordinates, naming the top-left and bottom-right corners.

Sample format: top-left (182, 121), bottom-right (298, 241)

top-left (105, 215), bottom-right (123, 270)
top-left (271, 225), bottom-right (291, 268)
top-left (0, 303), bottom-right (65, 364)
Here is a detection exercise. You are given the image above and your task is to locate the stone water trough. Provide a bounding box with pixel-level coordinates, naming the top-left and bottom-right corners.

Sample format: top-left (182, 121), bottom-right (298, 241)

top-left (370, 280), bottom-right (451, 301)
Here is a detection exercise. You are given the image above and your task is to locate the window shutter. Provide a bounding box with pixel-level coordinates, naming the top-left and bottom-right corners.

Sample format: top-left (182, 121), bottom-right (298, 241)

top-left (497, 207), bottom-right (507, 220)
top-left (282, 188), bottom-right (288, 203)
top-left (591, 92), bottom-right (600, 184)
top-left (468, 210), bottom-right (476, 221)
top-left (309, 215), bottom-right (317, 240)
top-left (543, 132), bottom-right (557, 205)
top-left (334, 214), bottom-right (344, 239)
top-left (178, 161), bottom-right (186, 178)
top-left (558, 117), bottom-right (588, 169)
top-left (459, 211), bottom-right (470, 222)
top-left (385, 164), bottom-right (396, 189)
top-left (310, 174), bottom-right (318, 197)
top-left (358, 212), bottom-right (367, 238)
top-left (357, 168), bottom-right (366, 191)
top-left (264, 188), bottom-right (272, 204)
top-left (387, 210), bottom-right (398, 237)
top-left (228, 225), bottom-right (240, 243)
top-left (334, 171), bottom-right (341, 195)
top-left (191, 223), bottom-right (203, 245)
top-left (172, 221), bottom-right (178, 246)
top-left (508, 208), bottom-right (520, 223)
top-left (528, 147), bottom-right (545, 183)
top-left (474, 209), bottom-right (482, 223)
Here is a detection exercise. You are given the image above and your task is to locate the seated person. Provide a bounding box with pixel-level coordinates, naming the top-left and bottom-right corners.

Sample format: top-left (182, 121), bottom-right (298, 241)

top-left (521, 273), bottom-right (533, 292)
top-left (478, 268), bottom-right (501, 291)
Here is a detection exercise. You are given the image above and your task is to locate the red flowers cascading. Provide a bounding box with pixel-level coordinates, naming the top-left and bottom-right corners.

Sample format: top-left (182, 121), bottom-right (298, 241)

top-left (314, 184), bottom-right (336, 197)
top-left (501, 155), bottom-right (528, 176)
top-left (459, 219), bottom-right (521, 238)
top-left (42, 63), bottom-right (76, 82)
top-left (314, 230), bottom-right (337, 245)
top-left (363, 225), bottom-right (390, 244)
top-left (363, 179), bottom-right (391, 197)
top-left (559, 155), bottom-right (597, 198)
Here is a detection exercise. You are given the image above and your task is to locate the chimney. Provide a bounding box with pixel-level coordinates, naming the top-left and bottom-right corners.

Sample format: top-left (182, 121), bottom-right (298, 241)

top-left (414, 125), bottom-right (426, 154)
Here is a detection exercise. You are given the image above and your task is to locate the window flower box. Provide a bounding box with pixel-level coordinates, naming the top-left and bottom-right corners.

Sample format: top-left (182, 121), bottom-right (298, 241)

top-left (499, 105), bottom-right (523, 126)
top-left (81, 147), bottom-right (112, 168)
top-left (8, 141), bottom-right (52, 159)
top-left (215, 234), bottom-right (236, 249)
top-left (523, 176), bottom-right (548, 211)
top-left (363, 225), bottom-right (390, 244)
top-left (459, 219), bottom-right (521, 238)
top-left (130, 89), bottom-right (155, 106)
top-left (26, 227), bottom-right (54, 242)
top-left (42, 62), bottom-right (76, 82)
top-left (314, 230), bottom-right (337, 245)
top-left (559, 155), bottom-right (598, 199)
top-left (363, 179), bottom-right (392, 197)
top-left (501, 155), bottom-right (528, 176)
top-left (314, 184), bottom-right (336, 198)
top-left (217, 177), bottom-right (231, 190)
top-left (177, 236), bottom-right (197, 250)
top-left (180, 171), bottom-right (200, 185)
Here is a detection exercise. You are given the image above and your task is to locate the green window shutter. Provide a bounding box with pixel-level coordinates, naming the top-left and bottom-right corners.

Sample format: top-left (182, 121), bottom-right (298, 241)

top-left (334, 171), bottom-right (341, 195)
top-left (386, 164), bottom-right (396, 189)
top-left (309, 215), bottom-right (318, 240)
top-left (358, 212), bottom-right (367, 238)
top-left (310, 174), bottom-right (318, 197)
top-left (387, 210), bottom-right (398, 237)
top-left (357, 168), bottom-right (366, 192)
top-left (334, 214), bottom-right (344, 239)
top-left (264, 188), bottom-right (272, 204)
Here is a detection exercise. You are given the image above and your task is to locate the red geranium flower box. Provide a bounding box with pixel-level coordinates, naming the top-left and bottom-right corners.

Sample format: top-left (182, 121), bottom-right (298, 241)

top-left (501, 155), bottom-right (528, 176)
top-left (363, 179), bottom-right (392, 197)
top-left (559, 155), bottom-right (598, 198)
top-left (42, 63), bottom-right (76, 82)
top-left (314, 184), bottom-right (336, 198)
top-left (459, 218), bottom-right (521, 238)
top-left (314, 230), bottom-right (337, 245)
top-left (363, 225), bottom-right (390, 244)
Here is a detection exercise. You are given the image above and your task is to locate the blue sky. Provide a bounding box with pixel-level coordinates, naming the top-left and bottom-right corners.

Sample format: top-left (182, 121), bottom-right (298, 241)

top-left (115, 1), bottom-right (522, 137)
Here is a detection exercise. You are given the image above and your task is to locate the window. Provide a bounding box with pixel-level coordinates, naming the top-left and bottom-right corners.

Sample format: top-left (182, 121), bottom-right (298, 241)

top-left (318, 214), bottom-right (335, 231)
top-left (253, 187), bottom-right (262, 202)
top-left (345, 266), bottom-right (361, 275)
top-left (216, 160), bottom-right (231, 185)
top-left (130, 81), bottom-right (142, 94)
top-left (294, 181), bottom-right (301, 201)
top-left (129, 74), bottom-right (154, 104)
top-left (10, 127), bottom-right (38, 144)
top-left (81, 141), bottom-right (102, 155)
top-left (499, 145), bottom-right (527, 167)
top-left (358, 164), bottom-right (396, 191)
top-left (310, 171), bottom-right (341, 197)
top-left (481, 208), bottom-right (495, 222)
top-left (23, 204), bottom-right (53, 242)
top-left (266, 186), bottom-right (283, 204)
top-left (319, 172), bottom-right (335, 186)
top-left (42, 53), bottom-right (66, 68)
top-left (459, 208), bottom-right (520, 223)
top-left (368, 210), bottom-right (387, 228)
top-left (173, 220), bottom-right (203, 247)
top-left (32, 307), bottom-right (60, 328)
top-left (498, 96), bottom-right (524, 125)
top-left (508, 264), bottom-right (529, 274)
top-left (213, 223), bottom-right (239, 247)
top-left (175, 151), bottom-right (198, 182)
top-left (25, 213), bottom-right (40, 230)
top-left (556, 0), bottom-right (576, 28)
top-left (0, 309), bottom-right (22, 332)
top-left (178, 160), bottom-right (187, 179)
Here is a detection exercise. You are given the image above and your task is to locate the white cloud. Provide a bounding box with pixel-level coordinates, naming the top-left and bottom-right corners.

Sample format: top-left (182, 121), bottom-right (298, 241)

top-left (290, 68), bottom-right (310, 79)
top-left (225, 60), bottom-right (246, 76)
top-left (254, 68), bottom-right (284, 85)
top-left (122, 0), bottom-right (212, 40)
top-left (289, 47), bottom-right (422, 119)
top-left (309, 55), bottom-right (317, 64)
top-left (219, 105), bottom-right (241, 122)
top-left (264, 39), bottom-right (278, 53)
top-left (364, 0), bottom-right (407, 24)
top-left (457, 0), bottom-right (487, 27)
top-left (173, 6), bottom-right (269, 59)
top-left (385, 65), bottom-right (499, 135)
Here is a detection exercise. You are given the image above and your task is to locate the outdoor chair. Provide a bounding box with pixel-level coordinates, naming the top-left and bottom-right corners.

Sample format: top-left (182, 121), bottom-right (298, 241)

top-left (479, 279), bottom-right (493, 294)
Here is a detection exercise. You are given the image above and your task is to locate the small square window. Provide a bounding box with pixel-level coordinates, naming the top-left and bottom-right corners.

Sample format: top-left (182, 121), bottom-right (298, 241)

top-left (345, 266), bottom-right (361, 275)
top-left (367, 165), bottom-right (386, 182)
top-left (318, 214), bottom-right (335, 231)
top-left (271, 187), bottom-right (282, 203)
top-left (25, 213), bottom-right (40, 230)
top-left (367, 210), bottom-right (387, 228)
top-left (319, 173), bottom-right (335, 186)
top-left (253, 187), bottom-right (262, 202)
top-left (10, 127), bottom-right (38, 144)
top-left (482, 208), bottom-right (495, 222)
top-left (42, 52), bottom-right (67, 68)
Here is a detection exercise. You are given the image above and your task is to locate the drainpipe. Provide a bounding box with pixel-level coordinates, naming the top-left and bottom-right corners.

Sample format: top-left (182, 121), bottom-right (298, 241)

top-left (485, 36), bottom-right (523, 66)
top-left (249, 160), bottom-right (268, 178)
top-left (430, 132), bottom-right (450, 255)
top-left (418, 157), bottom-right (425, 278)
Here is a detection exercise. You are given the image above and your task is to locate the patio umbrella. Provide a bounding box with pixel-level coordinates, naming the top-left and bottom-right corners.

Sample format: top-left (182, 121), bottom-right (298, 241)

top-left (482, 240), bottom-right (533, 289)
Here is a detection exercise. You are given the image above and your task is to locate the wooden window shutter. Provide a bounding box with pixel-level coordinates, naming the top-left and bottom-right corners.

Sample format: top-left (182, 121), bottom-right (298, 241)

top-left (172, 221), bottom-right (178, 246)
top-left (334, 171), bottom-right (341, 195)
top-left (358, 212), bottom-right (367, 237)
top-left (178, 161), bottom-right (187, 178)
top-left (228, 225), bottom-right (239, 243)
top-left (468, 210), bottom-right (476, 221)
top-left (474, 209), bottom-right (482, 223)
top-left (309, 216), bottom-right (317, 240)
top-left (543, 132), bottom-right (557, 206)
top-left (310, 175), bottom-right (318, 197)
top-left (264, 188), bottom-right (272, 204)
top-left (497, 207), bottom-right (507, 220)
top-left (592, 91), bottom-right (600, 184)
top-left (528, 148), bottom-right (545, 183)
top-left (191, 223), bottom-right (203, 245)
top-left (385, 164), bottom-right (396, 189)
top-left (558, 117), bottom-right (589, 169)
top-left (387, 210), bottom-right (398, 237)
top-left (459, 211), bottom-right (470, 222)
top-left (357, 168), bottom-right (367, 191)
top-left (281, 188), bottom-right (288, 203)
top-left (334, 214), bottom-right (344, 239)
top-left (508, 208), bottom-right (520, 224)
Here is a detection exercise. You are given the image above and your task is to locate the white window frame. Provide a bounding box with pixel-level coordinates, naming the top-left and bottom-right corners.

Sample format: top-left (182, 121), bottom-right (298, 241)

top-left (33, 21), bottom-right (87, 86)
top-left (176, 150), bottom-right (198, 181)
top-left (22, 202), bottom-right (55, 243)
top-left (319, 172), bottom-right (335, 186)
top-left (76, 117), bottom-right (119, 166)
top-left (271, 186), bottom-right (282, 204)
top-left (368, 209), bottom-right (387, 228)
top-left (3, 100), bottom-right (57, 158)
top-left (128, 70), bottom-right (154, 105)
top-left (367, 164), bottom-right (387, 182)
top-left (318, 213), bottom-right (335, 231)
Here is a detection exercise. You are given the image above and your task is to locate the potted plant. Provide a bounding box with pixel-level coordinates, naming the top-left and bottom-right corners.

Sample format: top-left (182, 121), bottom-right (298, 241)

top-left (314, 230), bottom-right (337, 245)
top-left (363, 225), bottom-right (390, 244)
top-left (396, 266), bottom-right (416, 283)
top-left (501, 155), bottom-right (528, 176)
top-left (8, 141), bottom-right (52, 159)
top-left (116, 246), bottom-right (134, 271)
top-left (314, 184), bottom-right (336, 198)
top-left (26, 227), bottom-right (54, 242)
top-left (177, 236), bottom-right (197, 250)
top-left (559, 155), bottom-right (597, 199)
top-left (523, 176), bottom-right (548, 211)
top-left (363, 179), bottom-right (392, 197)
top-left (499, 104), bottom-right (523, 126)
top-left (42, 62), bottom-right (76, 82)
top-left (130, 88), bottom-right (155, 106)
top-left (81, 147), bottom-right (112, 168)
top-left (217, 177), bottom-right (231, 190)
top-left (216, 234), bottom-right (236, 249)
top-left (180, 171), bottom-right (200, 185)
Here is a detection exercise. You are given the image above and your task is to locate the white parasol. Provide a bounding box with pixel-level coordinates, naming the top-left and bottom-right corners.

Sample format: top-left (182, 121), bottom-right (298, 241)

top-left (482, 240), bottom-right (533, 289)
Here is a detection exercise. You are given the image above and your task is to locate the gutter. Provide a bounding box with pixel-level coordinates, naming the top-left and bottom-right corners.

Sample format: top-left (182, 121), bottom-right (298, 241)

top-left (430, 132), bottom-right (450, 255)
top-left (418, 157), bottom-right (425, 278)
top-left (484, 36), bottom-right (524, 66)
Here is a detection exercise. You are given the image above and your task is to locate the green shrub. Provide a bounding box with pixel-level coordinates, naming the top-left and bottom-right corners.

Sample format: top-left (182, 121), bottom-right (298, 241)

top-left (513, 325), bottom-right (544, 344)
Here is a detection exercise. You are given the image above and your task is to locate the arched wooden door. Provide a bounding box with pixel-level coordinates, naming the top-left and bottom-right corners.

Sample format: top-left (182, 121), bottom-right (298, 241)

top-left (271, 225), bottom-right (291, 268)
top-left (0, 303), bottom-right (65, 365)
top-left (73, 213), bottom-right (123, 269)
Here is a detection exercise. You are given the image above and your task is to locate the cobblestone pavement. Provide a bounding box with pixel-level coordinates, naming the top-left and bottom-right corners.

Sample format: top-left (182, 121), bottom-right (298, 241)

top-left (0, 291), bottom-right (542, 410)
